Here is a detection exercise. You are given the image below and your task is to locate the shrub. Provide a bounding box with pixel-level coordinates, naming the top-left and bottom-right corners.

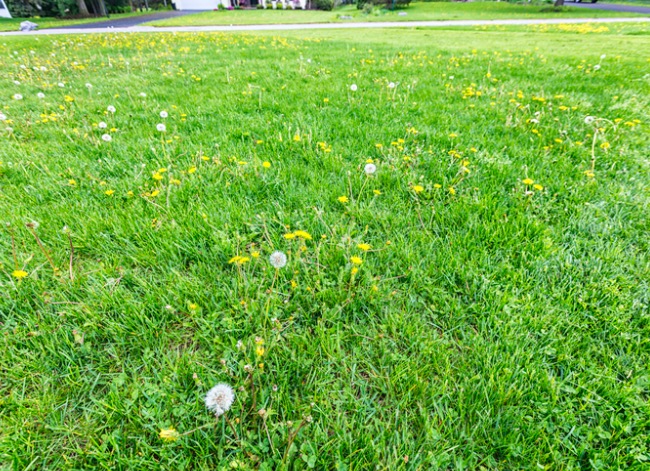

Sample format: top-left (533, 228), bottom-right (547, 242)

top-left (315, 0), bottom-right (337, 10)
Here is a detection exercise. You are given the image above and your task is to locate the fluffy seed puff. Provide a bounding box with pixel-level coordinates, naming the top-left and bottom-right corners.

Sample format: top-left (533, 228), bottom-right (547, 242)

top-left (205, 383), bottom-right (235, 417)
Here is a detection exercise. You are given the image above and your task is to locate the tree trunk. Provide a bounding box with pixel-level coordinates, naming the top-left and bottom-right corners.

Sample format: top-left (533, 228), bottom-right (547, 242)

top-left (554, 0), bottom-right (564, 6)
top-left (77, 0), bottom-right (90, 15)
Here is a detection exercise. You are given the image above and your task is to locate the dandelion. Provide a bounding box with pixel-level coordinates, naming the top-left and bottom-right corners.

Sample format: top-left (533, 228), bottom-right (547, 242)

top-left (58, 82), bottom-right (65, 88)
top-left (205, 383), bottom-right (235, 417)
top-left (98, 122), bottom-right (107, 129)
top-left (357, 243), bottom-right (371, 251)
top-left (413, 185), bottom-right (424, 193)
top-left (533, 184), bottom-right (544, 191)
top-left (37, 92), bottom-right (45, 99)
top-left (388, 82), bottom-right (396, 89)
top-left (350, 256), bottom-right (363, 265)
top-left (293, 230), bottom-right (312, 240)
top-left (107, 105), bottom-right (116, 113)
top-left (584, 116), bottom-right (595, 125)
top-left (139, 92), bottom-right (147, 97)
top-left (338, 195), bottom-right (349, 203)
top-left (104, 190), bottom-right (115, 196)
top-left (160, 110), bottom-right (168, 118)
top-left (522, 178), bottom-right (534, 185)
top-left (85, 83), bottom-right (92, 89)
top-left (364, 163), bottom-right (377, 175)
top-left (12, 269), bottom-right (28, 279)
top-left (0, 113), bottom-right (6, 121)
top-left (600, 54), bottom-right (606, 59)
top-left (102, 134), bottom-right (112, 142)
top-left (262, 161), bottom-right (271, 168)
top-left (350, 84), bottom-right (358, 92)
top-left (159, 428), bottom-right (180, 442)
top-left (156, 123), bottom-right (166, 132)
top-left (13, 94), bottom-right (22, 100)
top-left (269, 251), bottom-right (287, 269)
top-left (593, 64), bottom-right (601, 71)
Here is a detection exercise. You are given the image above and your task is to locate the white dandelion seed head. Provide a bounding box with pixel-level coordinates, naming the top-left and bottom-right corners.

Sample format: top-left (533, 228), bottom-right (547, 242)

top-left (600, 54), bottom-right (606, 60)
top-left (584, 116), bottom-right (595, 125)
top-left (62, 225), bottom-right (70, 234)
top-left (85, 83), bottom-right (92, 88)
top-left (160, 110), bottom-right (168, 118)
top-left (269, 251), bottom-right (287, 269)
top-left (236, 340), bottom-right (243, 350)
top-left (58, 82), bottom-right (65, 88)
top-left (37, 92), bottom-right (45, 99)
top-left (0, 113), bottom-right (6, 121)
top-left (593, 64), bottom-right (601, 71)
top-left (530, 118), bottom-right (539, 124)
top-left (28, 220), bottom-right (40, 229)
top-left (205, 383), bottom-right (235, 417)
top-left (350, 84), bottom-right (358, 92)
top-left (101, 134), bottom-right (112, 142)
top-left (40, 66), bottom-right (47, 72)
top-left (364, 163), bottom-right (377, 175)
top-left (13, 94), bottom-right (22, 100)
top-left (156, 123), bottom-right (166, 132)
top-left (388, 82), bottom-right (396, 89)
top-left (98, 121), bottom-right (107, 129)
top-left (13, 80), bottom-right (20, 85)
top-left (107, 105), bottom-right (116, 113)
top-left (139, 92), bottom-right (147, 97)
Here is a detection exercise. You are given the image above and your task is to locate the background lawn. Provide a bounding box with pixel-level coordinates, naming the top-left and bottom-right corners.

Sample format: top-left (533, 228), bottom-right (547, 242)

top-left (146, 2), bottom-right (643, 26)
top-left (0, 24), bottom-right (649, 470)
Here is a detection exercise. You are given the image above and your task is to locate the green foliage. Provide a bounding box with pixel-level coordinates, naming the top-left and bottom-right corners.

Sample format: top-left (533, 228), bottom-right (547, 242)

top-left (0, 27), bottom-right (649, 469)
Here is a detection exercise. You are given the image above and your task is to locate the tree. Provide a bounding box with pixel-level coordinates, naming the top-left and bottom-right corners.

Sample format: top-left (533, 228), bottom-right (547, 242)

top-left (77, 0), bottom-right (89, 15)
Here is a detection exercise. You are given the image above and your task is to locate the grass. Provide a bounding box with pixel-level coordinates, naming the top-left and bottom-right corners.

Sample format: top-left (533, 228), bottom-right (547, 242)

top-left (0, 10), bottom-right (154, 32)
top-left (146, 2), bottom-right (643, 27)
top-left (1, 24), bottom-right (649, 470)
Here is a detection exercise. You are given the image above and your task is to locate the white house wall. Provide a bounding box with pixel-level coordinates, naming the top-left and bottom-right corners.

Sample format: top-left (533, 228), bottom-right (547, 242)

top-left (175, 0), bottom-right (224, 10)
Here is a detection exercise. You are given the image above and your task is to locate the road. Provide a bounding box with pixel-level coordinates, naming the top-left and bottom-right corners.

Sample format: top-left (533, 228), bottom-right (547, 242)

top-left (60, 10), bottom-right (207, 29)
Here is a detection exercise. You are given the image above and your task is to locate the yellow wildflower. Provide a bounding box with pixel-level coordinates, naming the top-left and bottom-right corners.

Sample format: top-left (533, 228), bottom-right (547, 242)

top-left (357, 243), bottom-right (371, 251)
top-left (12, 270), bottom-right (28, 279)
top-left (413, 185), bottom-right (424, 193)
top-left (293, 230), bottom-right (312, 240)
top-left (262, 161), bottom-right (271, 168)
top-left (338, 196), bottom-right (349, 203)
top-left (159, 428), bottom-right (180, 442)
top-left (522, 178), bottom-right (534, 185)
top-left (350, 256), bottom-right (363, 265)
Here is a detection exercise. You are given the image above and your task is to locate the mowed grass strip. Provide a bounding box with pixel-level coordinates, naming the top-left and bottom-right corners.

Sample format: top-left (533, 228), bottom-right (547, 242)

top-left (146, 2), bottom-right (643, 27)
top-left (0, 28), bottom-right (649, 470)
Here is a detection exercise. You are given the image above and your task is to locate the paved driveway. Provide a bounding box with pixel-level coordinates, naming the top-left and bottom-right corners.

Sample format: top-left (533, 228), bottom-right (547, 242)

top-left (61, 10), bottom-right (208, 29)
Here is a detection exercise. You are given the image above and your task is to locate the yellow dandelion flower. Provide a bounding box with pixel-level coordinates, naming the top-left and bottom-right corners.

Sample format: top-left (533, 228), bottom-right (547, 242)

top-left (338, 196), bottom-right (349, 203)
top-left (159, 428), bottom-right (180, 442)
top-left (448, 187), bottom-right (456, 195)
top-left (104, 190), bottom-right (115, 196)
top-left (293, 230), bottom-right (312, 240)
top-left (373, 190), bottom-right (382, 196)
top-left (357, 243), bottom-right (371, 251)
top-left (351, 267), bottom-right (359, 275)
top-left (350, 256), bottom-right (363, 265)
top-left (262, 161), bottom-right (271, 168)
top-left (256, 345), bottom-right (265, 357)
top-left (12, 269), bottom-right (28, 279)
top-left (413, 185), bottom-right (424, 193)
top-left (283, 232), bottom-right (297, 240)
top-left (522, 178), bottom-right (534, 185)
top-left (293, 134), bottom-right (301, 142)
top-left (188, 167), bottom-right (197, 174)
top-left (68, 179), bottom-right (76, 186)
top-left (433, 183), bottom-right (442, 189)
top-left (153, 172), bottom-right (163, 181)
top-left (533, 184), bottom-right (544, 191)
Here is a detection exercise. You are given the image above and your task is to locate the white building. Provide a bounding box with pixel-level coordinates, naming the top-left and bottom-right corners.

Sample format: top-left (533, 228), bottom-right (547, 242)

top-left (0, 0), bottom-right (12, 19)
top-left (174, 0), bottom-right (307, 10)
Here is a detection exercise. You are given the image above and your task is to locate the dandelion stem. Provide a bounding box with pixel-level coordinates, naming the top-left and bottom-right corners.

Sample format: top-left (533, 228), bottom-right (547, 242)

top-left (26, 225), bottom-right (57, 273)
top-left (282, 417), bottom-right (309, 465)
top-left (67, 232), bottom-right (74, 281)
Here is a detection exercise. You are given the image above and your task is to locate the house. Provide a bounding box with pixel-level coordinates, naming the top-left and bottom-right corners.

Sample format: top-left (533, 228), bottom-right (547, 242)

top-left (0, 0), bottom-right (12, 18)
top-left (173, 0), bottom-right (307, 10)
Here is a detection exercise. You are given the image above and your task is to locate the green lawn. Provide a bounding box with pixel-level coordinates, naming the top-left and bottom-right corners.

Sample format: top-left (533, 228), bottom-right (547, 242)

top-left (0, 10), bottom-right (154, 32)
top-left (1, 25), bottom-right (649, 470)
top-left (147, 2), bottom-right (643, 27)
